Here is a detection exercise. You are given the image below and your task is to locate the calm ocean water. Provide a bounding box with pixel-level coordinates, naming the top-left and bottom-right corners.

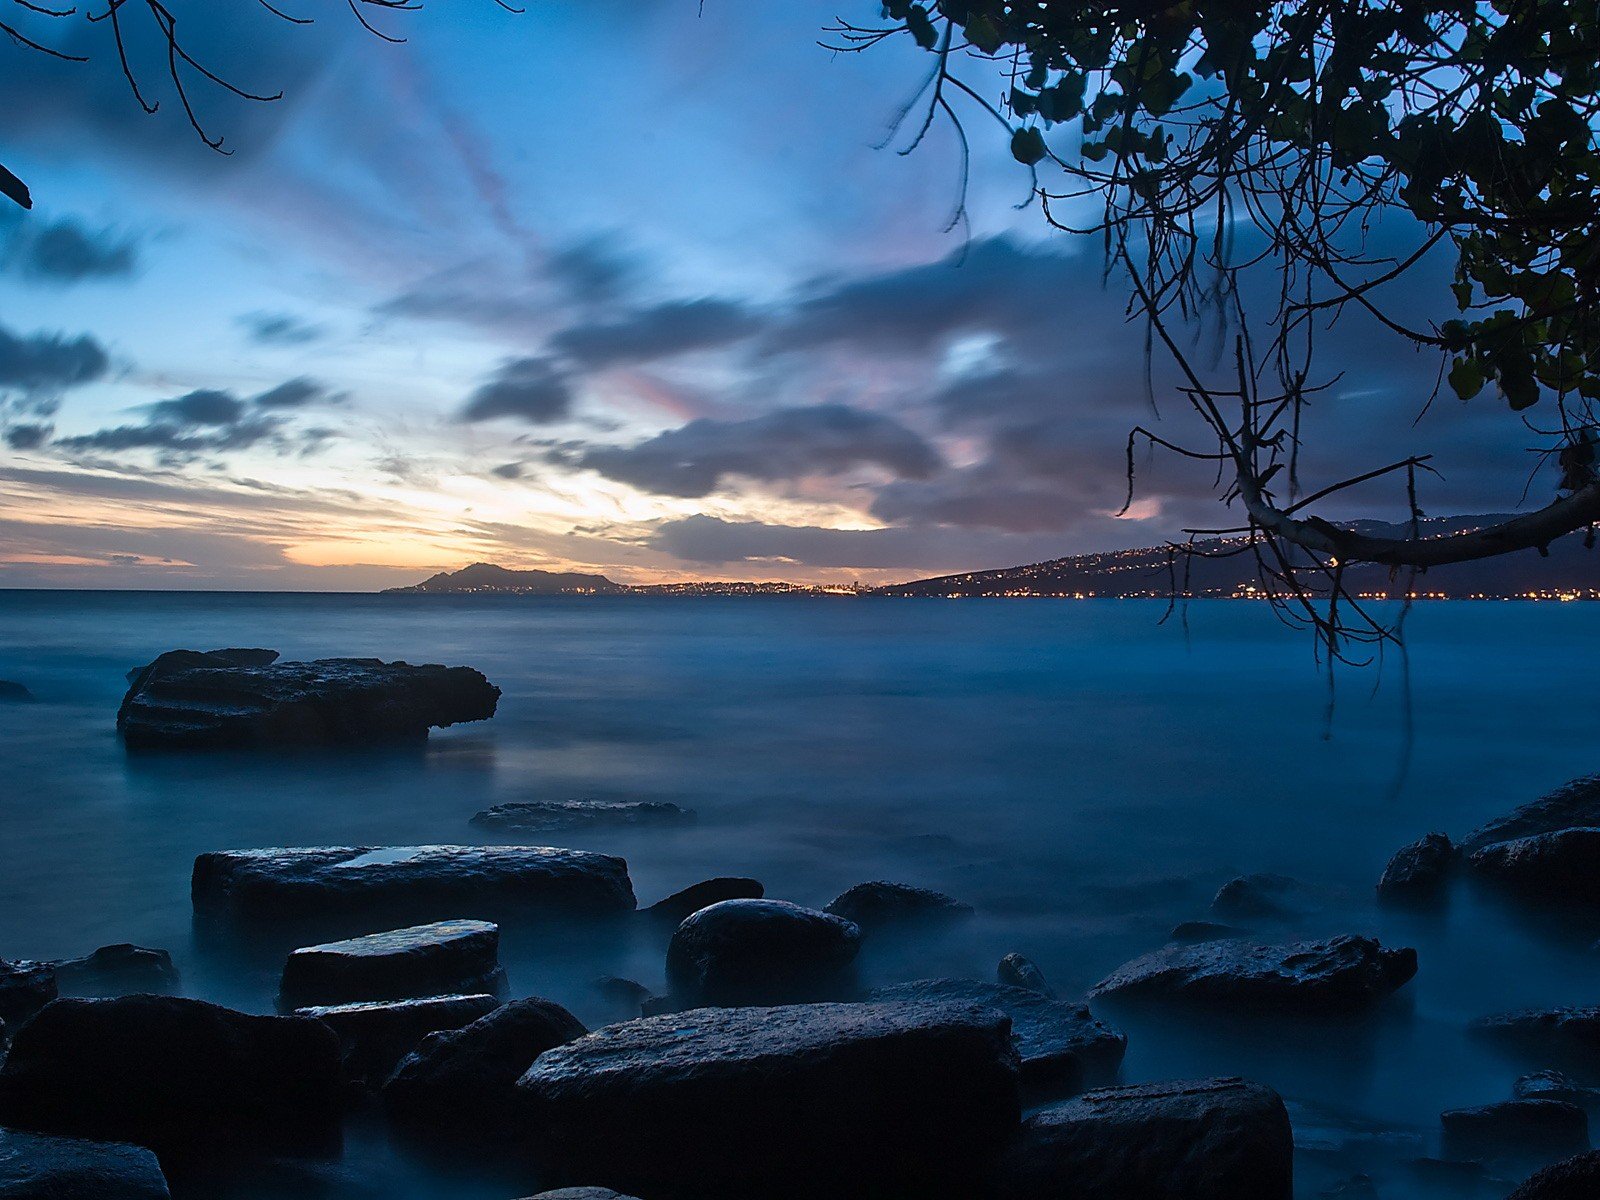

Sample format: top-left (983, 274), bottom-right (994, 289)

top-left (1, 591), bottom-right (1597, 1198)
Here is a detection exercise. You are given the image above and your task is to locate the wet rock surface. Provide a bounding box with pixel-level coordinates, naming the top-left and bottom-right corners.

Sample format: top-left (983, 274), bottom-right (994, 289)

top-left (192, 845), bottom-right (636, 923)
top-left (520, 1191), bottom-right (644, 1200)
top-left (867, 978), bottom-right (1125, 1098)
top-left (1462, 774), bottom-right (1600, 852)
top-left (0, 1127), bottom-right (171, 1199)
top-left (823, 881), bottom-right (973, 930)
top-left (665, 899), bottom-right (861, 1007)
top-left (53, 945), bottom-right (178, 998)
top-left (117, 649), bottom-right (500, 748)
top-left (995, 1077), bottom-right (1293, 1200)
top-left (1510, 1149), bottom-right (1600, 1199)
top-left (517, 1000), bottom-right (1021, 1200)
top-left (295, 993), bottom-right (500, 1085)
top-left (1440, 1098), bottom-right (1589, 1164)
top-left (0, 995), bottom-right (342, 1163)
top-left (471, 801), bottom-right (694, 834)
top-left (0, 682), bottom-right (33, 703)
top-left (384, 997), bottom-right (586, 1140)
top-left (1517, 1070), bottom-right (1600, 1114)
top-left (1211, 873), bottom-right (1313, 920)
top-left (642, 877), bottom-right (763, 924)
top-left (1471, 1007), bottom-right (1600, 1071)
top-left (280, 920), bottom-right (505, 1008)
top-left (0, 963), bottom-right (55, 1027)
top-left (1377, 833), bottom-right (1456, 906)
top-left (1089, 935), bottom-right (1418, 1013)
top-left (997, 953), bottom-right (1054, 997)
top-left (1468, 829), bottom-right (1600, 903)
top-left (1170, 920), bottom-right (1249, 944)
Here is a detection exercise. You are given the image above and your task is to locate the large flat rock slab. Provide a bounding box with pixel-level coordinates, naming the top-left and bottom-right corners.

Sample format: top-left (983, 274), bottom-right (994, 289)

top-left (295, 994), bottom-right (500, 1085)
top-left (1463, 774), bottom-right (1600, 852)
top-left (1468, 830), bottom-right (1600, 903)
top-left (118, 649), bottom-right (499, 748)
top-left (517, 1001), bottom-right (1021, 1199)
top-left (0, 1127), bottom-right (171, 1199)
top-left (280, 921), bottom-right (504, 1008)
top-left (192, 846), bottom-right (636, 922)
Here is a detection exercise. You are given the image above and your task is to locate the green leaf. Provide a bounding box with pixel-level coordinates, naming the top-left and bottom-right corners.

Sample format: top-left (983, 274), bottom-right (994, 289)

top-left (965, 14), bottom-right (1003, 54)
top-left (1011, 127), bottom-right (1047, 165)
top-left (906, 5), bottom-right (937, 49)
top-left (1448, 357), bottom-right (1484, 400)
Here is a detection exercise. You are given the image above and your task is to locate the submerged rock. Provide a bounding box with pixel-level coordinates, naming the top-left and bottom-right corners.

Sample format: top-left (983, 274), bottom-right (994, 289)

top-left (1517, 1071), bottom-right (1600, 1114)
top-left (280, 920), bottom-right (505, 1008)
top-left (995, 1077), bottom-right (1293, 1200)
top-left (1463, 774), bottom-right (1600, 852)
top-left (0, 1127), bottom-right (171, 1199)
top-left (471, 801), bottom-right (694, 834)
top-left (1089, 935), bottom-right (1417, 1013)
top-left (642, 877), bottom-right (763, 924)
top-left (1471, 1007), bottom-right (1600, 1069)
top-left (384, 997), bottom-right (586, 1140)
top-left (192, 845), bottom-right (635, 922)
top-left (0, 962), bottom-right (55, 1027)
top-left (1377, 833), bottom-right (1456, 906)
top-left (1469, 830), bottom-right (1600, 903)
top-left (53, 945), bottom-right (178, 998)
top-left (1211, 873), bottom-right (1312, 920)
top-left (117, 649), bottom-right (499, 748)
top-left (296, 993), bottom-right (499, 1085)
top-left (1510, 1149), bottom-right (1600, 1199)
top-left (0, 681), bottom-right (33, 703)
top-left (1440, 1099), bottom-right (1589, 1163)
top-left (823, 881), bottom-right (973, 930)
top-left (997, 953), bottom-right (1055, 997)
top-left (0, 995), bottom-right (342, 1161)
top-left (1170, 920), bottom-right (1249, 944)
top-left (592, 976), bottom-right (655, 1021)
top-left (665, 899), bottom-right (860, 1007)
top-left (517, 1001), bottom-right (1021, 1200)
top-left (867, 979), bottom-right (1125, 1098)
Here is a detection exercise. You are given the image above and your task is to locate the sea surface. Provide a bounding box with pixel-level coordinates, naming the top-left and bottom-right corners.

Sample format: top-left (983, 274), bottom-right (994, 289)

top-left (0, 591), bottom-right (1597, 1198)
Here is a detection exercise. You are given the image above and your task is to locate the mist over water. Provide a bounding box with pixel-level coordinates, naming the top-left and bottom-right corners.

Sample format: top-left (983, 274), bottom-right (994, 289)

top-left (1, 591), bottom-right (1597, 1198)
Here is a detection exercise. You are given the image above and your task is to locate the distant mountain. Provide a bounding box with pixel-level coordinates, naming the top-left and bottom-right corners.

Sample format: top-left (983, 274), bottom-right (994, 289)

top-left (385, 563), bottom-right (626, 594)
top-left (877, 514), bottom-right (1599, 600)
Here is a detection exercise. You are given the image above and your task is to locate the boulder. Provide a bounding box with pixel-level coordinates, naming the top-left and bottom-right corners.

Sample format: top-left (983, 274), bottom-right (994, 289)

top-left (998, 953), bottom-right (1055, 997)
top-left (520, 1192), bottom-right (643, 1200)
top-left (0, 995), bottom-right (342, 1161)
top-left (592, 976), bottom-right (655, 1021)
top-left (823, 881), bottom-right (973, 930)
top-left (1469, 830), bottom-right (1600, 903)
top-left (994, 1077), bottom-right (1293, 1200)
top-left (279, 920), bottom-right (505, 1008)
top-left (867, 979), bottom-right (1125, 1098)
top-left (471, 801), bottom-right (694, 834)
top-left (295, 993), bottom-right (500, 1085)
top-left (0, 963), bottom-right (55, 1027)
top-left (1211, 873), bottom-right (1311, 920)
top-left (384, 997), bottom-right (586, 1139)
top-left (665, 899), bottom-right (860, 1007)
top-left (1089, 935), bottom-right (1417, 1013)
top-left (517, 1001), bottom-right (1021, 1200)
top-left (1377, 833), bottom-right (1456, 906)
top-left (192, 845), bottom-right (635, 923)
top-left (1170, 921), bottom-right (1248, 944)
top-left (1510, 1150), bottom-right (1600, 1199)
top-left (642, 877), bottom-right (763, 925)
top-left (1463, 774), bottom-right (1600, 852)
top-left (0, 682), bottom-right (33, 703)
top-left (0, 1128), bottom-right (170, 1199)
top-left (1440, 1099), bottom-right (1588, 1163)
top-left (53, 945), bottom-right (178, 998)
top-left (1517, 1071), bottom-right (1600, 1114)
top-left (1471, 1008), bottom-right (1600, 1070)
top-left (117, 649), bottom-right (499, 748)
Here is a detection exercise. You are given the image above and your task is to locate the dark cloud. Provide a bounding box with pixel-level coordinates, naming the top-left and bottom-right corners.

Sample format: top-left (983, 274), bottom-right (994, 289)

top-left (2, 215), bottom-right (139, 283)
top-left (55, 417), bottom-right (282, 456)
top-left (239, 312), bottom-right (326, 346)
top-left (549, 298), bottom-right (763, 370)
top-left (0, 323), bottom-right (111, 393)
top-left (148, 389), bottom-right (246, 426)
top-left (573, 404), bottom-right (943, 499)
top-left (545, 236), bottom-right (639, 305)
top-left (253, 377), bottom-right (329, 409)
top-left (460, 357), bottom-right (573, 424)
top-left (491, 461), bottom-right (524, 479)
top-left (4, 423), bottom-right (52, 450)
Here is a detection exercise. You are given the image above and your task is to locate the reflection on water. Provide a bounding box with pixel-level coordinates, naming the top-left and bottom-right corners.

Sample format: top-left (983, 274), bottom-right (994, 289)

top-left (1, 591), bottom-right (1598, 1197)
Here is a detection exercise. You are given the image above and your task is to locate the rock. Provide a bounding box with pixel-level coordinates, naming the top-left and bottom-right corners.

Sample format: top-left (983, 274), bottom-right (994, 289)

top-left (665, 899), bottom-right (860, 1007)
top-left (0, 995), bottom-right (342, 1162)
top-left (53, 945), bottom-right (178, 998)
top-left (1463, 774), bottom-right (1600, 852)
top-left (471, 801), bottom-right (694, 834)
top-left (1471, 1008), bottom-right (1600, 1070)
top-left (295, 993), bottom-right (500, 1085)
top-left (642, 877), bottom-right (763, 924)
top-left (997, 953), bottom-right (1055, 997)
top-left (1089, 935), bottom-right (1417, 1013)
top-left (1170, 920), bottom-right (1248, 944)
top-left (867, 979), bottom-right (1125, 1099)
top-left (1211, 873), bottom-right (1311, 920)
top-left (520, 1192), bottom-right (643, 1200)
top-left (192, 845), bottom-right (635, 923)
top-left (384, 997), bottom-right (586, 1140)
top-left (1517, 1071), bottom-right (1600, 1114)
top-left (517, 1001), bottom-right (1021, 1199)
top-left (0, 963), bottom-right (55, 1027)
top-left (823, 881), bottom-right (973, 930)
top-left (1468, 830), bottom-right (1600, 903)
top-left (279, 920), bottom-right (505, 1008)
top-left (117, 649), bottom-right (499, 748)
top-left (0, 681), bottom-right (33, 703)
top-left (0, 1127), bottom-right (171, 1199)
top-left (592, 976), bottom-right (654, 1020)
top-left (995, 1077), bottom-right (1293, 1200)
top-left (1440, 1099), bottom-right (1589, 1163)
top-left (1321, 1175), bottom-right (1379, 1200)
top-left (1377, 833), bottom-right (1456, 906)
top-left (1510, 1150), bottom-right (1600, 1198)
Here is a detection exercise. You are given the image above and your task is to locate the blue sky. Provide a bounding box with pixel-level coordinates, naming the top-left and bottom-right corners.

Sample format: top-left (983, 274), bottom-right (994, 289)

top-left (0, 1), bottom-right (1547, 588)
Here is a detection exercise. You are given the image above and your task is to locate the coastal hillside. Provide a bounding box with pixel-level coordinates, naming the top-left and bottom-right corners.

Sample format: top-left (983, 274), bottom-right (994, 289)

top-left (385, 563), bottom-right (626, 595)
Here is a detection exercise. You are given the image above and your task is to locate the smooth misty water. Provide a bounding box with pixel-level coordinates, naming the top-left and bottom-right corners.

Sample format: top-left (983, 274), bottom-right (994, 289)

top-left (0, 592), bottom-right (1597, 1199)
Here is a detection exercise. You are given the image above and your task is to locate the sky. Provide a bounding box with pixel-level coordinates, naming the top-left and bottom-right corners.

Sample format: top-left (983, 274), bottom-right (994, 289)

top-left (0, 0), bottom-right (1557, 590)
